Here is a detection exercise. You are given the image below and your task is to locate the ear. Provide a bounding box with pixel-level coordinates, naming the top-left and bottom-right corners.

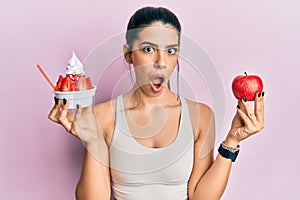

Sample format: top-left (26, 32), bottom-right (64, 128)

top-left (123, 44), bottom-right (132, 64)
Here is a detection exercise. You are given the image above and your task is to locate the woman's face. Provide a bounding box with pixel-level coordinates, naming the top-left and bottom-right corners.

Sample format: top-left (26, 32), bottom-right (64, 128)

top-left (125, 22), bottom-right (180, 95)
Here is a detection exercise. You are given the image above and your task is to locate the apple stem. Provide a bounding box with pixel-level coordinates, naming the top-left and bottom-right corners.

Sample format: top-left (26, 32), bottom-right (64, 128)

top-left (244, 72), bottom-right (247, 76)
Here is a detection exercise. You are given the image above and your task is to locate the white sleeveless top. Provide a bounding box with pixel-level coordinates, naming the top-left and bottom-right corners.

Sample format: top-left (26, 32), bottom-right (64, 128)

top-left (109, 95), bottom-right (194, 200)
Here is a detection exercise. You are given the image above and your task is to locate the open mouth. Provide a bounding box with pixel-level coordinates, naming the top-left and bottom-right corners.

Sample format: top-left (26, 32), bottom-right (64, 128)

top-left (150, 75), bottom-right (165, 93)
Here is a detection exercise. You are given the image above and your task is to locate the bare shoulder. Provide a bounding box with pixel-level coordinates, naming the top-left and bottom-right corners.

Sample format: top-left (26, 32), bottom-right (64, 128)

top-left (185, 98), bottom-right (214, 140)
top-left (94, 98), bottom-right (117, 144)
top-left (185, 98), bottom-right (214, 123)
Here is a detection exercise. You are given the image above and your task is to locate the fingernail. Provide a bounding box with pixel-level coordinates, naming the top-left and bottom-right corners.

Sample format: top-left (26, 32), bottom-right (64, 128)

top-left (258, 93), bottom-right (261, 98)
top-left (63, 98), bottom-right (67, 105)
top-left (262, 91), bottom-right (265, 97)
top-left (237, 105), bottom-right (240, 109)
top-left (243, 97), bottom-right (247, 102)
top-left (54, 97), bottom-right (59, 105)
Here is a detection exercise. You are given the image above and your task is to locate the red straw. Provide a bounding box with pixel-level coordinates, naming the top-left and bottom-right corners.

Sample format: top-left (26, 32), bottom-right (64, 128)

top-left (36, 64), bottom-right (58, 91)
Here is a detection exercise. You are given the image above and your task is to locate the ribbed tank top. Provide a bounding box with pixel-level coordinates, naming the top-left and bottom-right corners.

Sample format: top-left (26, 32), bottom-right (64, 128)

top-left (109, 95), bottom-right (194, 200)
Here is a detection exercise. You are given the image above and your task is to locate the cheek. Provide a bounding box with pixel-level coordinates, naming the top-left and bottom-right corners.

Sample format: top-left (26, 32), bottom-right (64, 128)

top-left (167, 56), bottom-right (178, 68)
top-left (131, 51), bottom-right (151, 66)
top-left (133, 67), bottom-right (153, 84)
top-left (135, 59), bottom-right (155, 67)
top-left (132, 57), bottom-right (153, 74)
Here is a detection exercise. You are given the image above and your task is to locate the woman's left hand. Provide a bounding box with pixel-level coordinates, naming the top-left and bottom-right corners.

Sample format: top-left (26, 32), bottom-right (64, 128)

top-left (228, 92), bottom-right (265, 144)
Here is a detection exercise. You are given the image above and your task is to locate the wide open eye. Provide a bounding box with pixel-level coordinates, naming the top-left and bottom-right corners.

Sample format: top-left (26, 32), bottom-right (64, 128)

top-left (143, 46), bottom-right (154, 53)
top-left (167, 48), bottom-right (178, 55)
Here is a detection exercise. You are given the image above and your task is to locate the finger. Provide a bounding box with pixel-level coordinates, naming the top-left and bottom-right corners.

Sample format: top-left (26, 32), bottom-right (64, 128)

top-left (67, 112), bottom-right (74, 122)
top-left (82, 105), bottom-right (94, 116)
top-left (239, 97), bottom-right (257, 123)
top-left (74, 104), bottom-right (82, 119)
top-left (48, 97), bottom-right (62, 123)
top-left (70, 104), bottom-right (82, 137)
top-left (236, 106), bottom-right (253, 129)
top-left (254, 92), bottom-right (265, 125)
top-left (58, 99), bottom-right (72, 131)
top-left (85, 105), bottom-right (93, 112)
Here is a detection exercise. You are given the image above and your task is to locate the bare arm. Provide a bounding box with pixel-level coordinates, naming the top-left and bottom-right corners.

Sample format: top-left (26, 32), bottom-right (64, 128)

top-left (188, 93), bottom-right (265, 200)
top-left (48, 99), bottom-right (115, 200)
top-left (189, 136), bottom-right (236, 200)
top-left (76, 149), bottom-right (111, 200)
top-left (76, 101), bottom-right (116, 200)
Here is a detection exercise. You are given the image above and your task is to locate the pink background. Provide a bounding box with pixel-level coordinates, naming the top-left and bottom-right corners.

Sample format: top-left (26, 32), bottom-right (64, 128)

top-left (1, 0), bottom-right (299, 199)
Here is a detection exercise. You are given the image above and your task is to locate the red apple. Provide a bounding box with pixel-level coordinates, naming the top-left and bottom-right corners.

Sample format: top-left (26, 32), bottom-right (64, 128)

top-left (232, 72), bottom-right (263, 101)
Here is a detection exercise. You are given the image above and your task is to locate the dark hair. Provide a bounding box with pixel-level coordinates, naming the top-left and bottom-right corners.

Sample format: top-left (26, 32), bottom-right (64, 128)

top-left (125, 7), bottom-right (181, 50)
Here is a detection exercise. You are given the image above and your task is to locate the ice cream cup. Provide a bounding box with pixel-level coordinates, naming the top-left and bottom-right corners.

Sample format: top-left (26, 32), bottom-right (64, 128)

top-left (54, 86), bottom-right (97, 109)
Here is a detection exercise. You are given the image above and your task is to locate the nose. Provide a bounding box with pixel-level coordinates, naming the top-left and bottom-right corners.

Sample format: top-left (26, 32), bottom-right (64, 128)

top-left (154, 49), bottom-right (166, 69)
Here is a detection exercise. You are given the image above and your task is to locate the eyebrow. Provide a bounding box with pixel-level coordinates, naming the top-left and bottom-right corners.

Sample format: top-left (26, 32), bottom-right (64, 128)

top-left (139, 41), bottom-right (179, 48)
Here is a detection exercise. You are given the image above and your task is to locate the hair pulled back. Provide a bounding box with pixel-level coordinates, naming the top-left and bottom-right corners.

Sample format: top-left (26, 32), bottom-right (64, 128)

top-left (125, 7), bottom-right (181, 50)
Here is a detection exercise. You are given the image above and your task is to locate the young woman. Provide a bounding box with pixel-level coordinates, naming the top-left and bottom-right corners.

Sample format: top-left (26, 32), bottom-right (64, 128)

top-left (48, 7), bottom-right (265, 200)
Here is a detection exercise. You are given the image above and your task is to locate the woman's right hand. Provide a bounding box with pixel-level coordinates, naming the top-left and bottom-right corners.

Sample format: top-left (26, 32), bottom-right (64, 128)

top-left (48, 97), bottom-right (74, 135)
top-left (49, 97), bottom-right (110, 166)
top-left (48, 97), bottom-right (101, 145)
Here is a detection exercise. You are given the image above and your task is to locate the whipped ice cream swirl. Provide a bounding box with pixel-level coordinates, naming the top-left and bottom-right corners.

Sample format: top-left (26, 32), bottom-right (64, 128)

top-left (66, 51), bottom-right (85, 75)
